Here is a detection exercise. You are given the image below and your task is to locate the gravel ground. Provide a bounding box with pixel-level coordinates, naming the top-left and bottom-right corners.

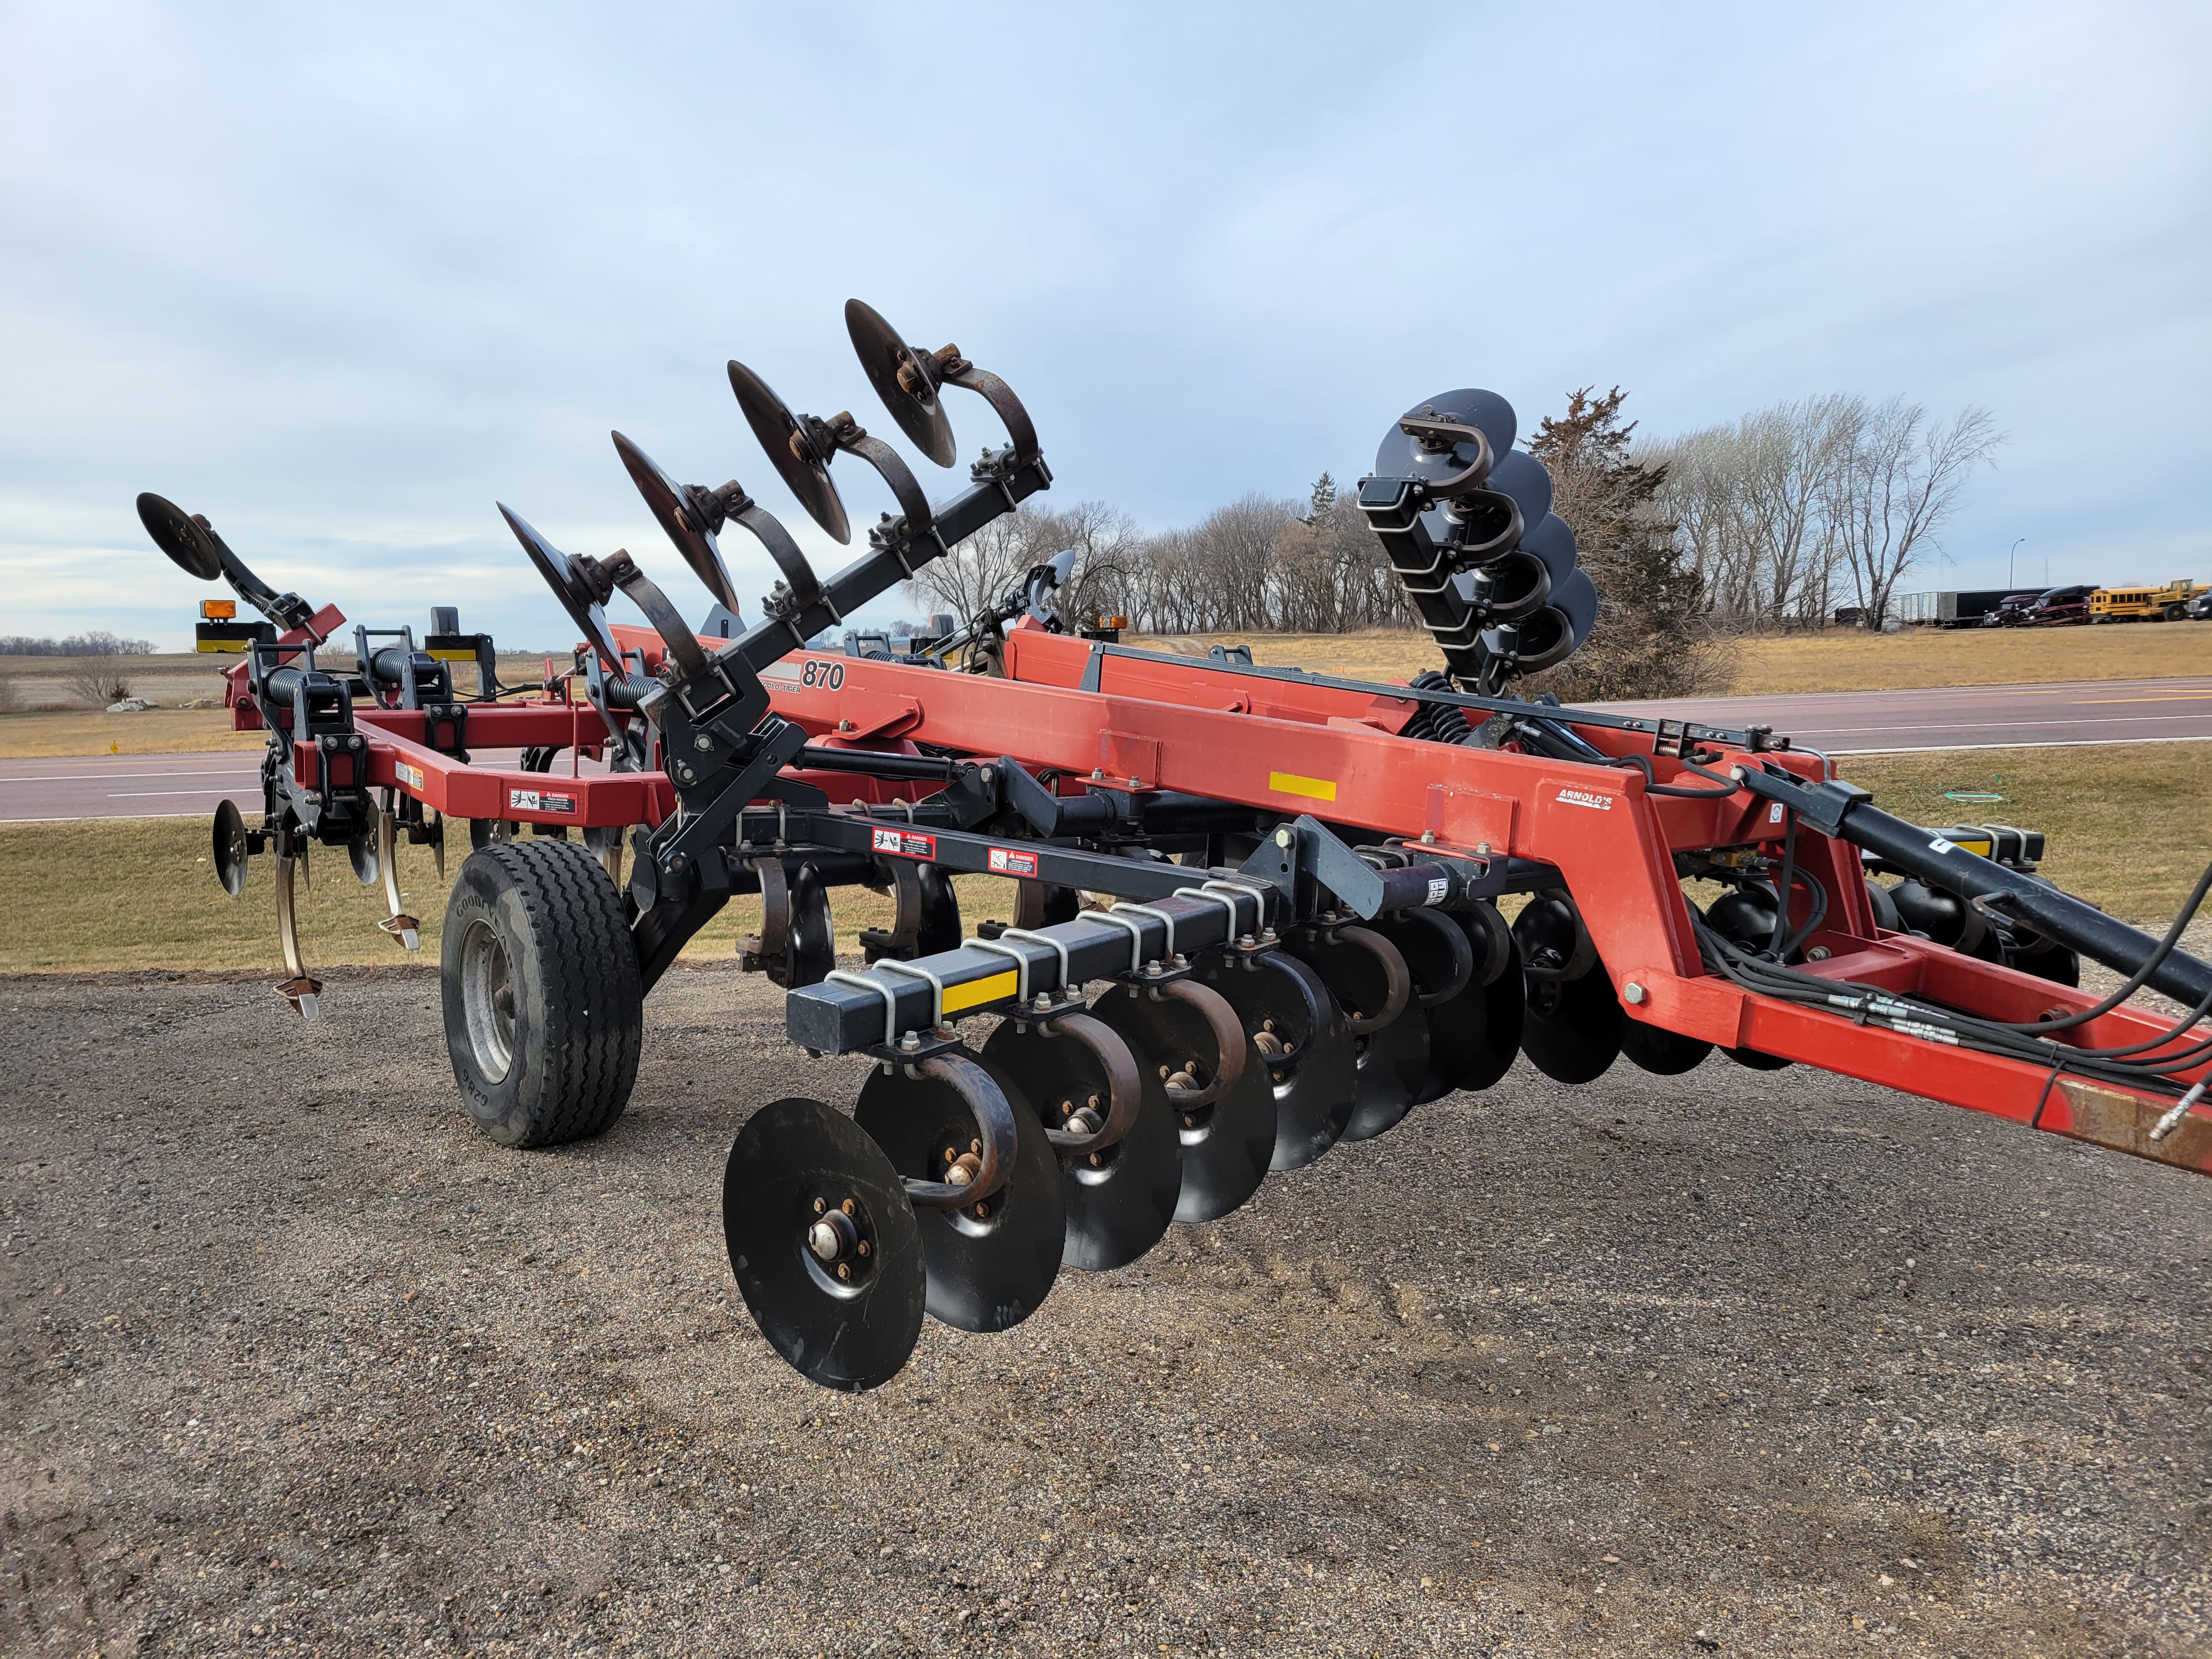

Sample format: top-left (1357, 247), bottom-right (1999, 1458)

top-left (3, 963), bottom-right (2208, 1657)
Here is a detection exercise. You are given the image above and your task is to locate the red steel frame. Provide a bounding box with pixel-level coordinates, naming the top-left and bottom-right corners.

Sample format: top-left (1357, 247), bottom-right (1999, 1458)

top-left (249, 610), bottom-right (2212, 1175)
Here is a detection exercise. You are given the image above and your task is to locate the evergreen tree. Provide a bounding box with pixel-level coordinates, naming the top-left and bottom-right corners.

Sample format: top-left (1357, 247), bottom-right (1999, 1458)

top-left (1305, 472), bottom-right (1338, 524)
top-left (1522, 387), bottom-right (1732, 700)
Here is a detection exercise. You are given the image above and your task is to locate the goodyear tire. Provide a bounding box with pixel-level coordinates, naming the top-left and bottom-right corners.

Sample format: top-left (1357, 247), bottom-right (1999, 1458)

top-left (441, 839), bottom-right (643, 1148)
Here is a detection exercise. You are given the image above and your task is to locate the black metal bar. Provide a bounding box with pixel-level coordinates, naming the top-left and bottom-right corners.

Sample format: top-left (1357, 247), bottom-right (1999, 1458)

top-left (786, 889), bottom-right (1262, 1052)
top-left (1735, 768), bottom-right (2212, 1011)
top-left (1071, 639), bottom-right (1782, 752)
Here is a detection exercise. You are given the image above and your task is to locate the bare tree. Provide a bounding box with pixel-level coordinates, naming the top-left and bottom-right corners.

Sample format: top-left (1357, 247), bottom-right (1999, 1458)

top-left (902, 499), bottom-right (1144, 631)
top-left (69, 661), bottom-right (136, 706)
top-left (1831, 400), bottom-right (2003, 626)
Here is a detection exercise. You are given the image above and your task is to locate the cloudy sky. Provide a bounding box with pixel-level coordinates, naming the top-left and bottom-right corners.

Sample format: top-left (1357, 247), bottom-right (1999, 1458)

top-left (2, 2), bottom-right (2205, 651)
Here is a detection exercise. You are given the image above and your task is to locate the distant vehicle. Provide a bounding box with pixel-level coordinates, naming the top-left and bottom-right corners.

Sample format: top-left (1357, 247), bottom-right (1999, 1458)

top-left (2183, 590), bottom-right (2212, 622)
top-left (1890, 589), bottom-right (2040, 628)
top-left (1979, 592), bottom-right (2040, 628)
top-left (2089, 579), bottom-right (2210, 623)
top-left (2027, 584), bottom-right (2098, 626)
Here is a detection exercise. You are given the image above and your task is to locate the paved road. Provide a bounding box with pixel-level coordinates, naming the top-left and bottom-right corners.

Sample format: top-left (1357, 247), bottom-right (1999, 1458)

top-left (1593, 674), bottom-right (2212, 754)
top-left (4, 676), bottom-right (2209, 820)
top-left (0, 749), bottom-right (572, 823)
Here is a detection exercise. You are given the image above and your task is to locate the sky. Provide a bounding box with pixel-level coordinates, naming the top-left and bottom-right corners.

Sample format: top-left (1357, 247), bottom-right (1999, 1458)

top-left (2, 2), bottom-right (2207, 652)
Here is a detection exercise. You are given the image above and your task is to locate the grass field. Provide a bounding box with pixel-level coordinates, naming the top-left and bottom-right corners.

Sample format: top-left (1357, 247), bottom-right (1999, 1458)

top-left (0, 650), bottom-right (560, 757)
top-left (3, 742), bottom-right (2203, 976)
top-left (1138, 622), bottom-right (2208, 696)
top-left (0, 814), bottom-right (1023, 975)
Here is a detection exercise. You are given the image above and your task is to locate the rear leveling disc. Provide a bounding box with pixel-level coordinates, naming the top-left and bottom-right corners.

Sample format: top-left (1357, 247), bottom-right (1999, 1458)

top-left (1085, 981), bottom-right (1274, 1223)
top-left (1618, 1017), bottom-right (1712, 1077)
top-left (1285, 927), bottom-right (1428, 1142)
top-left (1370, 907), bottom-right (1483, 1106)
top-left (855, 1056), bottom-right (1065, 1331)
top-left (980, 1017), bottom-right (1181, 1272)
top-left (1455, 911), bottom-right (1525, 1093)
top-left (1519, 966), bottom-right (1622, 1086)
top-left (1198, 949), bottom-right (1355, 1172)
top-left (723, 1096), bottom-right (926, 1392)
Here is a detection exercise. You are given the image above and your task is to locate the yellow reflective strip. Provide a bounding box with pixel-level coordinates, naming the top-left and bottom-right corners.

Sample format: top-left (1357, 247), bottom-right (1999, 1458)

top-left (1268, 771), bottom-right (1338, 803)
top-left (942, 969), bottom-right (1018, 1014)
top-left (196, 640), bottom-right (249, 653)
top-left (426, 647), bottom-right (479, 662)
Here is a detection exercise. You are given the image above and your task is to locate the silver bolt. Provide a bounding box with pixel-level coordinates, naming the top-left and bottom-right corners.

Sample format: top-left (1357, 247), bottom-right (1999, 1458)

top-left (1624, 982), bottom-right (1647, 1005)
top-left (1477, 842), bottom-right (1492, 855)
top-left (1275, 828), bottom-right (1293, 848)
top-left (692, 734), bottom-right (712, 751)
top-left (899, 1031), bottom-right (921, 1052)
top-left (1420, 830), bottom-right (1436, 844)
top-left (1807, 945), bottom-right (1832, 961)
top-left (1128, 776), bottom-right (1142, 789)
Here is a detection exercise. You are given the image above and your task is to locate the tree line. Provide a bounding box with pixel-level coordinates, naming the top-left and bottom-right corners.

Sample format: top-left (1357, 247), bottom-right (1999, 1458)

top-left (902, 385), bottom-right (1997, 699)
top-left (1, 630), bottom-right (158, 657)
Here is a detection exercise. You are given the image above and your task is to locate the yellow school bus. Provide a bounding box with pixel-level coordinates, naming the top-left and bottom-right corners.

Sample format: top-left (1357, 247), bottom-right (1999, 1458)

top-left (2090, 579), bottom-right (2208, 622)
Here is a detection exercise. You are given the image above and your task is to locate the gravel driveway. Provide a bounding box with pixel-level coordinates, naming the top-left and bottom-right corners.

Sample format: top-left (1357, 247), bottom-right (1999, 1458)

top-left (2, 964), bottom-right (2206, 1656)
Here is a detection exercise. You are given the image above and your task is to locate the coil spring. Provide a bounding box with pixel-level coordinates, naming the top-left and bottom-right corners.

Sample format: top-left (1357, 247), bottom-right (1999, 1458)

top-left (1406, 670), bottom-right (1472, 745)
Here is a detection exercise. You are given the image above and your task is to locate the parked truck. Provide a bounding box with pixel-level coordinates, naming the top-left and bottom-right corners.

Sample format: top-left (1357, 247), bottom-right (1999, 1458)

top-left (1890, 589), bottom-right (2041, 628)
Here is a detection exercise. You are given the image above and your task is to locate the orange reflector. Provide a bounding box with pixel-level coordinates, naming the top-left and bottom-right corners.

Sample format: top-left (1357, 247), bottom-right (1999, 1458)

top-left (200, 598), bottom-right (237, 619)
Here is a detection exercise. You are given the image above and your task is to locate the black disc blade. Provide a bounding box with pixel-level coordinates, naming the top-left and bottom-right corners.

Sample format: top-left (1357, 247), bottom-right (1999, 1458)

top-left (723, 1096), bottom-right (926, 1392)
top-left (1619, 1018), bottom-right (1713, 1076)
top-left (1370, 909), bottom-right (1484, 1105)
top-left (137, 492), bottom-right (223, 581)
top-left (766, 861), bottom-right (836, 990)
top-left (1520, 967), bottom-right (1623, 1085)
top-left (1197, 949), bottom-right (1355, 1172)
top-left (1285, 930), bottom-right (1429, 1142)
top-left (610, 431), bottom-right (743, 614)
top-left (1455, 916), bottom-right (1524, 1093)
top-left (727, 359), bottom-right (850, 544)
top-left (1084, 984), bottom-right (1274, 1223)
top-left (854, 1058), bottom-right (1064, 1331)
top-left (497, 504), bottom-right (625, 671)
top-left (1724, 1046), bottom-right (1793, 1071)
top-left (845, 298), bottom-right (957, 468)
top-left (916, 864), bottom-right (962, 957)
top-left (980, 1020), bottom-right (1180, 1272)
top-left (212, 798), bottom-right (248, 897)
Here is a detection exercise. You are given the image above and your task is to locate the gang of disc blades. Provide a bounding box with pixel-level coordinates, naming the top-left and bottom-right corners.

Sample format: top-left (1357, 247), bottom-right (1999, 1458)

top-left (1084, 983), bottom-right (1275, 1223)
top-left (979, 1020), bottom-right (1180, 1272)
top-left (1619, 1017), bottom-right (1713, 1076)
top-left (1283, 929), bottom-right (1429, 1142)
top-left (854, 1056), bottom-right (1065, 1332)
top-left (610, 431), bottom-right (743, 614)
top-left (727, 359), bottom-right (850, 545)
top-left (722, 1096), bottom-right (926, 1391)
top-left (1197, 949), bottom-right (1356, 1172)
top-left (845, 298), bottom-right (957, 467)
top-left (1519, 964), bottom-right (1622, 1085)
top-left (1422, 448), bottom-right (1553, 554)
top-left (1372, 907), bottom-right (1486, 1105)
top-left (496, 504), bottom-right (624, 671)
top-left (1458, 921), bottom-right (1525, 1092)
top-left (212, 798), bottom-right (249, 897)
top-left (1372, 388), bottom-right (1517, 481)
top-left (1518, 511), bottom-right (1578, 582)
top-left (137, 493), bottom-right (223, 582)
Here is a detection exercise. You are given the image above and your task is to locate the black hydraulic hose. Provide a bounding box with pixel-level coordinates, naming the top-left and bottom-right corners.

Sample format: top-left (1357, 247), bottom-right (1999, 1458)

top-left (1769, 810), bottom-right (1798, 958)
top-left (1601, 752), bottom-right (1739, 798)
top-left (1983, 858), bottom-right (2212, 1035)
top-left (1736, 767), bottom-right (2212, 1014)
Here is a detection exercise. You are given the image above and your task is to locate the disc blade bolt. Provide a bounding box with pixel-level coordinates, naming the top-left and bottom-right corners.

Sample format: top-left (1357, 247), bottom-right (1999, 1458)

top-left (1624, 983), bottom-right (1647, 1005)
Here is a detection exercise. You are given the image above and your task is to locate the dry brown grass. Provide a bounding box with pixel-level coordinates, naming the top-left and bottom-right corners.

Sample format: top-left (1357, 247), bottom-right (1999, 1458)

top-left (1132, 623), bottom-right (2208, 697)
top-left (7, 743), bottom-right (2200, 975)
top-left (0, 651), bottom-right (560, 757)
top-left (1838, 741), bottom-right (2212, 924)
top-left (0, 816), bottom-right (1021, 975)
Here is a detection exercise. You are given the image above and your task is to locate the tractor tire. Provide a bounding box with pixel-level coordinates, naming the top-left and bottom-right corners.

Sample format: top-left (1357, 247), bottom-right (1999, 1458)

top-left (441, 838), bottom-right (643, 1148)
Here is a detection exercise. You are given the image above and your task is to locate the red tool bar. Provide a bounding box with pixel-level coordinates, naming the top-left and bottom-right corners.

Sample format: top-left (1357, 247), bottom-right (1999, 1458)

top-left (363, 728), bottom-right (673, 827)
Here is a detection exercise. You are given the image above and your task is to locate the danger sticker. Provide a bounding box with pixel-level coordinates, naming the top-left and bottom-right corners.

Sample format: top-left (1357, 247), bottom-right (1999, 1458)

top-left (872, 826), bottom-right (937, 860)
top-left (509, 789), bottom-right (577, 815)
top-left (395, 761), bottom-right (424, 791)
top-left (988, 847), bottom-right (1040, 877)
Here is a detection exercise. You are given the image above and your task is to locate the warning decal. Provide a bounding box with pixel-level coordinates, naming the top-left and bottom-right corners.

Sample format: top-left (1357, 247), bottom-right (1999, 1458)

top-left (988, 847), bottom-right (1040, 877)
top-left (395, 761), bottom-right (425, 791)
top-left (509, 789), bottom-right (578, 815)
top-left (871, 826), bottom-right (938, 860)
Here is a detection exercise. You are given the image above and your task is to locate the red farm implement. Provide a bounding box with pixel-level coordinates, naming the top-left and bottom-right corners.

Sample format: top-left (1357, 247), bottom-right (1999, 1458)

top-left (137, 300), bottom-right (2212, 1391)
